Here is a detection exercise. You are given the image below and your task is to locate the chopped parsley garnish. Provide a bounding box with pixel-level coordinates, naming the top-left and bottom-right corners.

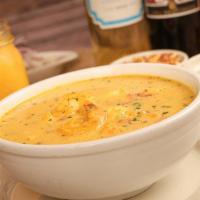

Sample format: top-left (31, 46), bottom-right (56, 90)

top-left (162, 111), bottom-right (169, 115)
top-left (162, 105), bottom-right (171, 108)
top-left (133, 102), bottom-right (142, 109)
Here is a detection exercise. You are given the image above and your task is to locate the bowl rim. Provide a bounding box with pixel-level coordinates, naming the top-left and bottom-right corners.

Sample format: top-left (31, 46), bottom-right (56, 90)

top-left (0, 63), bottom-right (200, 157)
top-left (111, 49), bottom-right (189, 65)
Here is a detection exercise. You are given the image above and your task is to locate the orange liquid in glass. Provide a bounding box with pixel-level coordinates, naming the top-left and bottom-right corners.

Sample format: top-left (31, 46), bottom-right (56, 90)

top-left (0, 43), bottom-right (29, 99)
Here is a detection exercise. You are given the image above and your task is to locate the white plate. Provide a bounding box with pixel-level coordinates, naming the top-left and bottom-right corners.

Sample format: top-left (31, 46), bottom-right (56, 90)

top-left (3, 145), bottom-right (200, 200)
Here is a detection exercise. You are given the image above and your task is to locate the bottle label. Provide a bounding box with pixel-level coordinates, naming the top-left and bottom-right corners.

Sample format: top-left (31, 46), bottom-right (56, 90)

top-left (145, 0), bottom-right (200, 19)
top-left (86, 0), bottom-right (144, 29)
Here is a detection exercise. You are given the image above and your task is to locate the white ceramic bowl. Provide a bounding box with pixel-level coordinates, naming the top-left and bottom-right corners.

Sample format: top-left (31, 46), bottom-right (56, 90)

top-left (0, 63), bottom-right (200, 200)
top-left (112, 49), bottom-right (189, 65)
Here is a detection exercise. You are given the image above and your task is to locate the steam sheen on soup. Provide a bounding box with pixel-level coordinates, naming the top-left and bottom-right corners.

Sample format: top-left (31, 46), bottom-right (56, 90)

top-left (0, 75), bottom-right (195, 145)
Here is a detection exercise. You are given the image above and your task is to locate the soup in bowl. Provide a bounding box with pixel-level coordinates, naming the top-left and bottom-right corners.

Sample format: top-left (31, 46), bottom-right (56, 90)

top-left (0, 75), bottom-right (195, 145)
top-left (0, 63), bottom-right (200, 200)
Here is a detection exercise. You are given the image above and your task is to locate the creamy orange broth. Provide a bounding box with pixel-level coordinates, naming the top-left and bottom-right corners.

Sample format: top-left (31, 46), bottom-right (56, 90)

top-left (0, 75), bottom-right (195, 145)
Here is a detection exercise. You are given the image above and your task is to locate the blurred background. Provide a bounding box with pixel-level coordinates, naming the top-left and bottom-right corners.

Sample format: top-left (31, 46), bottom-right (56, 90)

top-left (0, 0), bottom-right (90, 50)
top-left (0, 0), bottom-right (94, 71)
top-left (0, 0), bottom-right (200, 98)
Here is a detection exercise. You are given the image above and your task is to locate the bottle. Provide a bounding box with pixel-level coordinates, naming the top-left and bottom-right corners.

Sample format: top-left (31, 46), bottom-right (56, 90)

top-left (144, 0), bottom-right (200, 56)
top-left (85, 0), bottom-right (151, 65)
top-left (0, 20), bottom-right (29, 99)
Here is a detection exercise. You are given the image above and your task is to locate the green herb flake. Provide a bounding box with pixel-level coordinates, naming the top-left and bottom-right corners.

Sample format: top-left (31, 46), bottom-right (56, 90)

top-left (162, 111), bottom-right (169, 115)
top-left (162, 105), bottom-right (171, 108)
top-left (133, 102), bottom-right (142, 109)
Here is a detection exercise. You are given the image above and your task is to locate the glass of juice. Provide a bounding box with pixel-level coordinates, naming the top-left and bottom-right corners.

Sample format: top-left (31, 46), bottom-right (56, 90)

top-left (0, 20), bottom-right (29, 99)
